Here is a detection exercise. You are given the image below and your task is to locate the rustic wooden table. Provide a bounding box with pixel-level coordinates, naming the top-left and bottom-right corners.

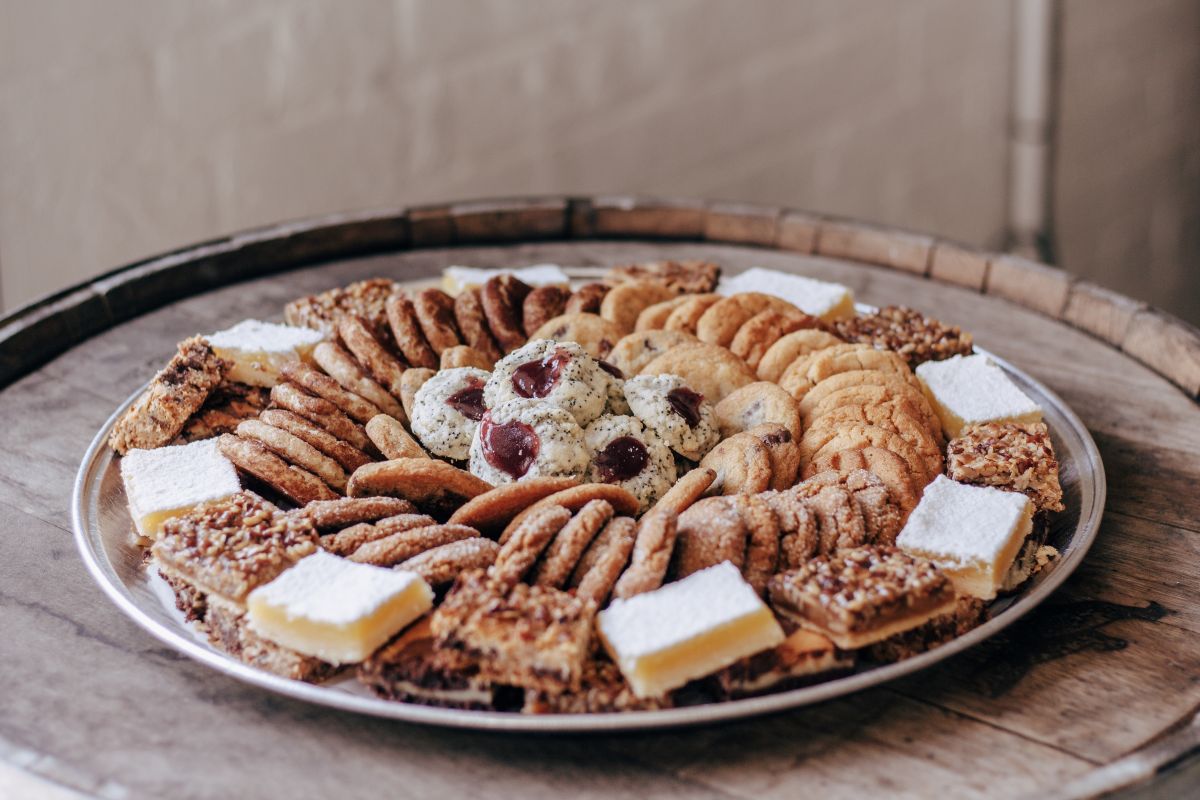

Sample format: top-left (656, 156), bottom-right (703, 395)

top-left (2, 198), bottom-right (1198, 799)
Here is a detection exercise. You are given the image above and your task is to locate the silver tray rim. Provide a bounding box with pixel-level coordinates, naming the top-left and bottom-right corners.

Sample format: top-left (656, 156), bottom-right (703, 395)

top-left (71, 317), bottom-right (1105, 733)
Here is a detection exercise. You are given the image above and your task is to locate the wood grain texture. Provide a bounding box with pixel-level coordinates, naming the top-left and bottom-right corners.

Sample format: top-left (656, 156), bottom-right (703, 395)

top-left (589, 196), bottom-right (707, 239)
top-left (985, 254), bottom-right (1074, 319)
top-left (703, 203), bottom-right (780, 247)
top-left (775, 211), bottom-right (821, 254)
top-left (1122, 309), bottom-right (1200, 397)
top-left (816, 221), bottom-right (933, 275)
top-left (449, 198), bottom-right (567, 243)
top-left (1, 231), bottom-right (1198, 797)
top-left (1063, 280), bottom-right (1146, 346)
top-left (929, 241), bottom-right (990, 291)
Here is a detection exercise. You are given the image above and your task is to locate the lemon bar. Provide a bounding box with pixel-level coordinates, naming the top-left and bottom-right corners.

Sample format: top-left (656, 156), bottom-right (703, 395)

top-left (205, 319), bottom-right (325, 387)
top-left (442, 264), bottom-right (570, 295)
top-left (598, 561), bottom-right (784, 699)
top-left (897, 475), bottom-right (1034, 600)
top-left (718, 267), bottom-right (856, 321)
top-left (247, 551), bottom-right (433, 665)
top-left (915, 354), bottom-right (1042, 438)
top-left (120, 438), bottom-right (241, 540)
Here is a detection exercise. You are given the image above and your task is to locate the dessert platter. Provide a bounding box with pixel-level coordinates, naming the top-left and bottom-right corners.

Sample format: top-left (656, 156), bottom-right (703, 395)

top-left (73, 259), bottom-right (1105, 731)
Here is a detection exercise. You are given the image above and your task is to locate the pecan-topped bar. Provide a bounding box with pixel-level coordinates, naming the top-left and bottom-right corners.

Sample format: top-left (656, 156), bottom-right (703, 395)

top-left (834, 305), bottom-right (973, 367)
top-left (767, 546), bottom-right (956, 650)
top-left (284, 278), bottom-right (398, 339)
top-left (522, 658), bottom-right (670, 714)
top-left (151, 490), bottom-right (317, 604)
top-left (430, 569), bottom-right (595, 694)
top-left (946, 421), bottom-right (1065, 513)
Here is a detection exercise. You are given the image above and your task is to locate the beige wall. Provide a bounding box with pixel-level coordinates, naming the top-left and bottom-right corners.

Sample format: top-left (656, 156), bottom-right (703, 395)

top-left (0, 1), bottom-right (1195, 324)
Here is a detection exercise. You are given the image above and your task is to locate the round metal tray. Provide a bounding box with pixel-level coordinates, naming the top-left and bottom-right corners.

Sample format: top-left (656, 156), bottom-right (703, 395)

top-left (71, 287), bottom-right (1105, 732)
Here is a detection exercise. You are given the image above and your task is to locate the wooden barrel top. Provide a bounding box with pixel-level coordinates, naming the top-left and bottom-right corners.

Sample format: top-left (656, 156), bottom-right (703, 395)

top-left (2, 197), bottom-right (1198, 799)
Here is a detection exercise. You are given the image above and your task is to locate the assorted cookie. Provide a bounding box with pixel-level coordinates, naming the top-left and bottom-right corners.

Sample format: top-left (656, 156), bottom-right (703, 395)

top-left (111, 261), bottom-right (1068, 715)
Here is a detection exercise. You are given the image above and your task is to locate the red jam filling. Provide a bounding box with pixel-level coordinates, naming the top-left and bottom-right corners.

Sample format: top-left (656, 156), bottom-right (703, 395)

top-left (666, 387), bottom-right (704, 428)
top-left (512, 348), bottom-right (571, 398)
top-left (446, 379), bottom-right (487, 421)
top-left (598, 360), bottom-right (625, 380)
top-left (480, 415), bottom-right (540, 478)
top-left (594, 436), bottom-right (648, 483)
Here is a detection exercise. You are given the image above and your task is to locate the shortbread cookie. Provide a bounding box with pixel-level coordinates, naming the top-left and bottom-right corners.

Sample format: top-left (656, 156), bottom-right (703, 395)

top-left (414, 288), bottom-right (465, 355)
top-left (269, 382), bottom-right (369, 451)
top-left (835, 306), bottom-right (973, 367)
top-left (638, 343), bottom-right (756, 404)
top-left (398, 537), bottom-right (501, 587)
top-left (695, 293), bottom-right (798, 347)
top-left (337, 315), bottom-right (408, 401)
top-left (411, 367), bottom-right (491, 461)
top-left (217, 434), bottom-right (338, 505)
top-left (482, 274), bottom-right (533, 353)
top-left (500, 484), bottom-right (640, 543)
top-left (110, 336), bottom-right (226, 454)
top-left (756, 329), bottom-right (844, 383)
top-left (528, 313), bottom-right (623, 360)
top-left (747, 423), bottom-right (801, 490)
top-left (453, 287), bottom-right (503, 364)
top-left (489, 505), bottom-right (571, 589)
top-left (635, 294), bottom-right (694, 331)
top-left (347, 458), bottom-right (493, 517)
top-left (808, 446), bottom-right (920, 520)
top-left (258, 409), bottom-right (372, 472)
top-left (522, 285), bottom-right (572, 338)
top-left (611, 509), bottom-right (678, 599)
top-left (803, 382), bottom-right (943, 443)
top-left (386, 292), bottom-right (439, 369)
top-left (365, 414), bottom-right (428, 460)
top-left (571, 516), bottom-right (638, 605)
top-left (308, 341), bottom-right (402, 422)
top-left (564, 282), bottom-right (609, 315)
top-left (440, 345), bottom-right (493, 371)
top-left (804, 403), bottom-right (943, 478)
top-left (237, 419), bottom-right (347, 492)
top-left (600, 281), bottom-right (679, 334)
top-left (347, 523), bottom-right (478, 566)
top-left (714, 382), bottom-right (803, 442)
top-left (733, 494), bottom-right (781, 595)
top-left (699, 432), bottom-right (774, 495)
top-left (532, 499), bottom-right (614, 588)
top-left (280, 359), bottom-right (382, 425)
top-left (663, 294), bottom-right (722, 334)
top-left (648, 466), bottom-right (715, 516)
top-left (399, 368), bottom-right (435, 422)
top-left (624, 373), bottom-right (721, 460)
top-left (798, 370), bottom-right (935, 431)
top-left (302, 496), bottom-right (418, 532)
top-left (584, 415), bottom-right (676, 512)
top-left (447, 476), bottom-right (580, 535)
top-left (469, 398), bottom-right (588, 485)
top-left (607, 259), bottom-right (720, 293)
top-left (484, 339), bottom-right (607, 427)
top-left (607, 329), bottom-right (698, 377)
top-left (730, 309), bottom-right (822, 371)
top-left (673, 497), bottom-right (747, 577)
top-left (805, 423), bottom-right (933, 486)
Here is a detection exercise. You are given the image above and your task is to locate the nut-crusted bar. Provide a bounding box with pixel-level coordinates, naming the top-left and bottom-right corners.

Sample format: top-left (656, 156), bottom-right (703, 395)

top-left (834, 305), bottom-right (973, 367)
top-left (359, 617), bottom-right (518, 710)
top-left (522, 658), bottom-right (671, 714)
top-left (710, 629), bottom-right (854, 699)
top-left (767, 546), bottom-right (956, 650)
top-left (151, 491), bottom-right (317, 604)
top-left (284, 278), bottom-right (398, 342)
top-left (431, 569), bottom-right (595, 694)
top-left (206, 595), bottom-right (336, 682)
top-left (946, 421), bottom-right (1065, 513)
top-left (863, 596), bottom-right (986, 663)
top-left (110, 336), bottom-right (227, 453)
top-left (607, 260), bottom-right (720, 294)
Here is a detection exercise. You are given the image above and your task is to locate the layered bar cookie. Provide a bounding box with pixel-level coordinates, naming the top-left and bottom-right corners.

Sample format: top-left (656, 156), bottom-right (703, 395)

top-left (915, 354), bottom-right (1042, 438)
top-left (431, 570), bottom-right (595, 694)
top-left (205, 320), bottom-right (324, 387)
top-left (109, 336), bottom-right (227, 454)
top-left (946, 421), bottom-right (1065, 513)
top-left (247, 550), bottom-right (433, 664)
top-left (359, 617), bottom-right (518, 711)
top-left (598, 561), bottom-right (784, 698)
top-left (767, 546), bottom-right (957, 650)
top-left (120, 438), bottom-right (241, 540)
top-left (711, 629), bottom-right (853, 699)
top-left (835, 306), bottom-right (974, 367)
top-left (896, 475), bottom-right (1034, 600)
top-left (522, 658), bottom-right (671, 714)
top-left (719, 268), bottom-right (855, 321)
top-left (863, 596), bottom-right (986, 663)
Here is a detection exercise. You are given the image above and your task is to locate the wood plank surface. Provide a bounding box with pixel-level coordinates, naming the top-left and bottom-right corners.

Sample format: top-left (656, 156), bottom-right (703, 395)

top-left (1, 237), bottom-right (1197, 799)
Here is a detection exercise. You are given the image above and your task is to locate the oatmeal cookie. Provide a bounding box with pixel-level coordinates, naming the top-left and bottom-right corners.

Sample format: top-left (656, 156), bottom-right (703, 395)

top-left (624, 373), bottom-right (720, 461)
top-left (584, 415), bottom-right (676, 512)
top-left (570, 516), bottom-right (638, 606)
top-left (337, 315), bottom-right (408, 401)
top-left (448, 476), bottom-right (581, 535)
top-left (648, 466), bottom-right (715, 516)
top-left (452, 287), bottom-right (503, 364)
top-left (217, 434), bottom-right (337, 505)
top-left (532, 499), bottom-right (614, 588)
top-left (411, 367), bottom-right (491, 460)
top-left (482, 274), bottom-right (533, 353)
top-left (347, 458), bottom-right (493, 517)
top-left (484, 339), bottom-right (607, 427)
top-left (500, 484), bottom-right (640, 543)
top-left (673, 497), bottom-right (747, 577)
top-left (523, 285), bottom-right (572, 338)
top-left (468, 398), bottom-right (588, 485)
top-left (808, 446), bottom-right (920, 521)
top-left (611, 509), bottom-right (679, 599)
top-left (365, 414), bottom-right (428, 460)
top-left (257, 409), bottom-right (371, 472)
top-left (386, 292), bottom-right (439, 369)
